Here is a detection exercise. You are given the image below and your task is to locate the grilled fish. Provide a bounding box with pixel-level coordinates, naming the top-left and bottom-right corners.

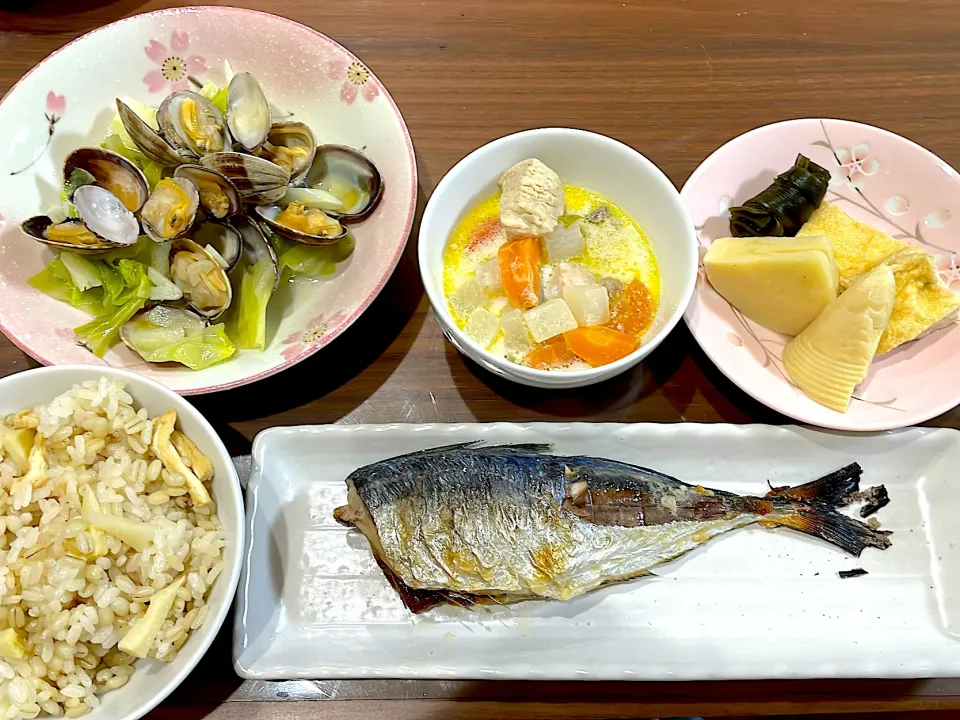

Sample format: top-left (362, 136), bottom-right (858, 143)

top-left (333, 443), bottom-right (891, 613)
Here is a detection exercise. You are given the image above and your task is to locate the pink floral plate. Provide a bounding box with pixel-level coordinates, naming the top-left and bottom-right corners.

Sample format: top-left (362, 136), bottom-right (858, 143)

top-left (682, 118), bottom-right (960, 431)
top-left (0, 7), bottom-right (417, 395)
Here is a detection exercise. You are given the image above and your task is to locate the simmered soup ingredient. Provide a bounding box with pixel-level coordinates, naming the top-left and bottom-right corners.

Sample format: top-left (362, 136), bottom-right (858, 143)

top-left (499, 237), bottom-right (542, 309)
top-left (608, 278), bottom-right (656, 336)
top-left (501, 308), bottom-right (533, 353)
top-left (475, 256), bottom-right (503, 295)
top-left (450, 277), bottom-right (487, 319)
top-left (524, 298), bottom-right (578, 343)
top-left (783, 264), bottom-right (895, 413)
top-left (544, 223), bottom-right (585, 262)
top-left (868, 249), bottom-right (960, 354)
top-left (728, 154), bottom-right (831, 238)
top-left (564, 326), bottom-right (639, 366)
top-left (525, 337), bottom-right (576, 370)
top-left (563, 283), bottom-right (610, 326)
top-left (798, 201), bottom-right (911, 291)
top-left (704, 235), bottom-right (838, 336)
top-left (466, 307), bottom-right (501, 348)
top-left (498, 159), bottom-right (564, 237)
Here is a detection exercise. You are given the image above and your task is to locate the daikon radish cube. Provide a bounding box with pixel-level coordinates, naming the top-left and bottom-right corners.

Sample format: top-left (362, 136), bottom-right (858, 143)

top-left (563, 284), bottom-right (610, 326)
top-left (465, 307), bottom-right (500, 348)
top-left (501, 308), bottom-right (533, 352)
top-left (523, 298), bottom-right (578, 343)
top-left (544, 224), bottom-right (584, 262)
top-left (475, 257), bottom-right (503, 295)
top-left (450, 278), bottom-right (487, 320)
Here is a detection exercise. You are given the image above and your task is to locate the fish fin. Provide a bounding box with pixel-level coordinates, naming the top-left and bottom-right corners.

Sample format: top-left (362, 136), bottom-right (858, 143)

top-left (760, 505), bottom-right (891, 556)
top-left (764, 462), bottom-right (863, 505)
top-left (386, 441), bottom-right (552, 462)
top-left (471, 442), bottom-right (553, 454)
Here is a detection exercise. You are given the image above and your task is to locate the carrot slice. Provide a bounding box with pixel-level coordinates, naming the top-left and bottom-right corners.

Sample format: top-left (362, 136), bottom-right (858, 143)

top-left (607, 278), bottom-right (656, 336)
top-left (498, 237), bottom-right (542, 309)
top-left (563, 326), bottom-right (639, 367)
top-left (524, 338), bottom-right (576, 370)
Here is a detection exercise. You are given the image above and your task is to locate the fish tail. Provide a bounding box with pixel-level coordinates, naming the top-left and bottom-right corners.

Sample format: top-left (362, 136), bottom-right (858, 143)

top-left (759, 506), bottom-right (891, 556)
top-left (764, 462), bottom-right (863, 504)
top-left (754, 463), bottom-right (892, 556)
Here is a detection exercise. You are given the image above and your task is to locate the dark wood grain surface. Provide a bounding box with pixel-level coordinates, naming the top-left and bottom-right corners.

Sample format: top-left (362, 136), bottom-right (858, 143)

top-left (3, 0), bottom-right (960, 717)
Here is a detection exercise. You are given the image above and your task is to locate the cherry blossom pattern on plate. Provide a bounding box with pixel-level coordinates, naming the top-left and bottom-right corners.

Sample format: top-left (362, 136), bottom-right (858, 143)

top-left (10, 91), bottom-right (66, 176)
top-left (326, 61), bottom-right (380, 105)
top-left (280, 310), bottom-right (349, 362)
top-left (143, 31), bottom-right (207, 94)
top-left (834, 143), bottom-right (880, 191)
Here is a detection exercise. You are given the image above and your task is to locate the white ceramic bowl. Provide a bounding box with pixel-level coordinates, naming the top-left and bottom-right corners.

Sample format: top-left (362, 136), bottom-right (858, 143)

top-left (0, 7), bottom-right (417, 395)
top-left (0, 365), bottom-right (243, 720)
top-left (418, 128), bottom-right (697, 388)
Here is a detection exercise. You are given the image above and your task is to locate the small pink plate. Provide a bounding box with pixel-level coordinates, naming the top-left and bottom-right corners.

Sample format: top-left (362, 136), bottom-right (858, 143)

top-left (0, 7), bottom-right (416, 395)
top-left (682, 118), bottom-right (960, 431)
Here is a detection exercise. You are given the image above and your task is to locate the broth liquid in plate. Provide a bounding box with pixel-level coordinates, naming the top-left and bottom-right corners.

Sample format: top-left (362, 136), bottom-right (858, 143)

top-left (443, 185), bottom-right (660, 368)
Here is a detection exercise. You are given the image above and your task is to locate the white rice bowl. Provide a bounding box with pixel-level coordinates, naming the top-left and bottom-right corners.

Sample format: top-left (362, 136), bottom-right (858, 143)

top-left (0, 367), bottom-right (242, 720)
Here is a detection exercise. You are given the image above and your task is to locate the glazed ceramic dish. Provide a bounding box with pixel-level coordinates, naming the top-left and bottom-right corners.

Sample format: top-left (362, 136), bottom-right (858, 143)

top-left (683, 118), bottom-right (960, 431)
top-left (0, 365), bottom-right (244, 720)
top-left (0, 7), bottom-right (417, 395)
top-left (235, 422), bottom-right (960, 680)
top-left (419, 128), bottom-right (698, 388)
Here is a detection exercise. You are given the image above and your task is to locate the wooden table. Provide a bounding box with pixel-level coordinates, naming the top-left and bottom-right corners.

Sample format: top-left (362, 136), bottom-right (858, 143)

top-left (3, 0), bottom-right (960, 717)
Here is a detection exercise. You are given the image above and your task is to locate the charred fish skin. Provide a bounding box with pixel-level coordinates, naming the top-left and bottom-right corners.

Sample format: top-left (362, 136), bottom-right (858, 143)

top-left (335, 443), bottom-right (891, 611)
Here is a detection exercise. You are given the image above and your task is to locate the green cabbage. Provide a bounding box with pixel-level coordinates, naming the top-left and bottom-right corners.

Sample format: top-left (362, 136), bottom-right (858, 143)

top-left (74, 297), bottom-right (147, 358)
top-left (124, 308), bottom-right (236, 370)
top-left (268, 231), bottom-right (356, 277)
top-left (230, 259), bottom-right (276, 350)
top-left (30, 254), bottom-right (154, 357)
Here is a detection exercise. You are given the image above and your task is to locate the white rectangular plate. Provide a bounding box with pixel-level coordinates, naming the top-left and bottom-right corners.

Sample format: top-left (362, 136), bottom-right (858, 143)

top-left (233, 423), bottom-right (960, 681)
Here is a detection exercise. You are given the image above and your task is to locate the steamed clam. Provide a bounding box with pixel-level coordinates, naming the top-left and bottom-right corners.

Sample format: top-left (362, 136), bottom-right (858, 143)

top-left (157, 92), bottom-right (229, 158)
top-left (233, 214), bottom-right (279, 291)
top-left (22, 185), bottom-right (141, 253)
top-left (254, 200), bottom-right (346, 245)
top-left (174, 165), bottom-right (241, 219)
top-left (303, 145), bottom-right (383, 220)
top-left (226, 72), bottom-right (271, 152)
top-left (115, 98), bottom-right (186, 167)
top-left (199, 152), bottom-right (290, 202)
top-left (192, 221), bottom-right (243, 270)
top-left (140, 177), bottom-right (200, 242)
top-left (255, 122), bottom-right (316, 181)
top-left (170, 238), bottom-right (233, 318)
top-left (64, 147), bottom-right (149, 212)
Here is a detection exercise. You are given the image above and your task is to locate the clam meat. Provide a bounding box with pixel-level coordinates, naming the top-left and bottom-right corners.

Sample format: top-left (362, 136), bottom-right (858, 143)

top-left (255, 201), bottom-right (346, 245)
top-left (140, 177), bottom-right (200, 242)
top-left (174, 164), bottom-right (241, 219)
top-left (158, 92), bottom-right (229, 158)
top-left (170, 238), bottom-right (233, 318)
top-left (255, 122), bottom-right (316, 180)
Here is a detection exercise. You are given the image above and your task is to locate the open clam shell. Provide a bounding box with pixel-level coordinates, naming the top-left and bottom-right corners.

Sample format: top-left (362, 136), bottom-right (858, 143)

top-left (64, 147), bottom-right (149, 213)
top-left (254, 201), bottom-right (347, 246)
top-left (304, 145), bottom-right (384, 221)
top-left (174, 165), bottom-right (242, 219)
top-left (74, 185), bottom-right (141, 246)
top-left (20, 216), bottom-right (124, 254)
top-left (255, 122), bottom-right (316, 182)
top-left (192, 220), bottom-right (243, 270)
top-left (115, 98), bottom-right (186, 168)
top-left (199, 152), bottom-right (291, 203)
top-left (232, 213), bottom-right (280, 291)
top-left (226, 72), bottom-right (272, 152)
top-left (157, 91), bottom-right (229, 159)
top-left (169, 237), bottom-right (233, 319)
top-left (140, 177), bottom-right (201, 243)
